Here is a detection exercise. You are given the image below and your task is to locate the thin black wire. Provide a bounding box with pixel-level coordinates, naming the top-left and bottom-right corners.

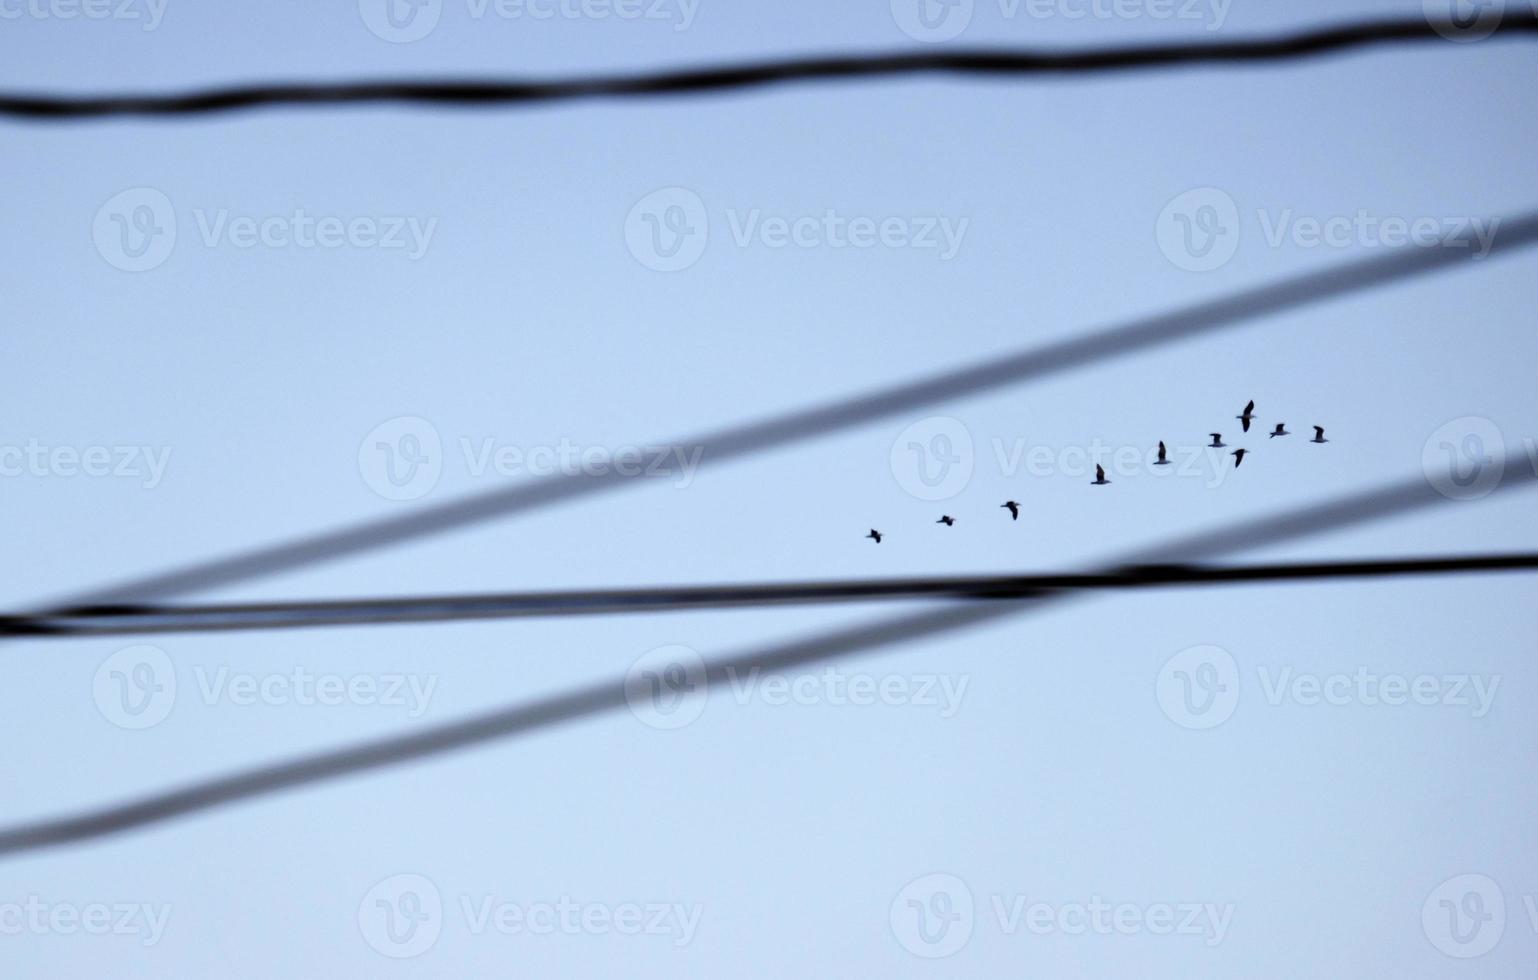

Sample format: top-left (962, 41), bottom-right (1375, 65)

top-left (7, 553), bottom-right (1537, 637)
top-left (3, 463), bottom-right (1532, 857)
top-left (2, 15), bottom-right (1536, 120)
top-left (34, 208), bottom-right (1538, 612)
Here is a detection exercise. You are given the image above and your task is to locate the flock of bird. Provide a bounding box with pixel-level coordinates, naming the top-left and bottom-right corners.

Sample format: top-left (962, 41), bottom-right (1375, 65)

top-left (865, 401), bottom-right (1328, 543)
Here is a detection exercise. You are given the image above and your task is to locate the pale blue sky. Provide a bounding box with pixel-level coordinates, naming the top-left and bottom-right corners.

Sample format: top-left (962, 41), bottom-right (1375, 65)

top-left (2, 0), bottom-right (1537, 976)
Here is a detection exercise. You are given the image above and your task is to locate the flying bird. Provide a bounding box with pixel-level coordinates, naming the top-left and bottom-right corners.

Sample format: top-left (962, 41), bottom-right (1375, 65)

top-left (1092, 464), bottom-right (1111, 485)
top-left (1209, 433), bottom-right (1226, 448)
top-left (1232, 448), bottom-right (1249, 468)
top-left (866, 529), bottom-right (883, 543)
top-left (1001, 501), bottom-right (1020, 521)
top-left (1236, 400), bottom-right (1257, 433)
top-left (937, 515), bottom-right (956, 526)
top-left (1311, 426), bottom-right (1328, 443)
top-left (1154, 441), bottom-right (1171, 466)
top-left (1269, 423), bottom-right (1289, 438)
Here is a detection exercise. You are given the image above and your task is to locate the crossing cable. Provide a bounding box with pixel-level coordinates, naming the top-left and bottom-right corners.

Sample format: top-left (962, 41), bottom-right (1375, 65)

top-left (35, 209), bottom-right (1538, 611)
top-left (1, 463), bottom-right (1532, 857)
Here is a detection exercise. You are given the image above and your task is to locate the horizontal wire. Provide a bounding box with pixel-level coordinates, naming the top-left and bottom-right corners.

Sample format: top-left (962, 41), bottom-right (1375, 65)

top-left (2, 464), bottom-right (1532, 857)
top-left (6, 553), bottom-right (1537, 638)
top-left (2, 15), bottom-right (1535, 120)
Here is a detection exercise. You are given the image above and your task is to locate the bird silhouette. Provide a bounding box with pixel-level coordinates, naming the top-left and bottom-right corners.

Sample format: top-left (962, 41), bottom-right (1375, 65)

top-left (1154, 441), bottom-right (1171, 465)
top-left (1311, 426), bottom-right (1328, 443)
top-left (1092, 464), bottom-right (1111, 485)
top-left (1269, 423), bottom-right (1289, 438)
top-left (1237, 400), bottom-right (1257, 433)
top-left (1001, 501), bottom-right (1020, 521)
top-left (1209, 433), bottom-right (1227, 448)
top-left (937, 515), bottom-right (956, 526)
top-left (1232, 448), bottom-right (1249, 468)
top-left (866, 529), bottom-right (883, 543)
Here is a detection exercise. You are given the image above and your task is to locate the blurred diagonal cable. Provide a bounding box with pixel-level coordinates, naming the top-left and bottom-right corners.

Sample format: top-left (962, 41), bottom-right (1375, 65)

top-left (2, 14), bottom-right (1536, 120)
top-left (2, 463), bottom-right (1533, 857)
top-left (7, 553), bottom-right (1538, 637)
top-left (38, 208), bottom-right (1538, 610)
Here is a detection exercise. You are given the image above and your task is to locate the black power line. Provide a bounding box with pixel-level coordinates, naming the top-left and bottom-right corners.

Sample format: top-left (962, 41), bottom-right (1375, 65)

top-left (2, 15), bottom-right (1535, 120)
top-left (7, 553), bottom-right (1537, 637)
top-left (3, 464), bottom-right (1532, 858)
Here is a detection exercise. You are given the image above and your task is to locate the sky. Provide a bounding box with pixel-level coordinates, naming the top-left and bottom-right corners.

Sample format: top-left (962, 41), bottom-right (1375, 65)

top-left (2, 0), bottom-right (1537, 975)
